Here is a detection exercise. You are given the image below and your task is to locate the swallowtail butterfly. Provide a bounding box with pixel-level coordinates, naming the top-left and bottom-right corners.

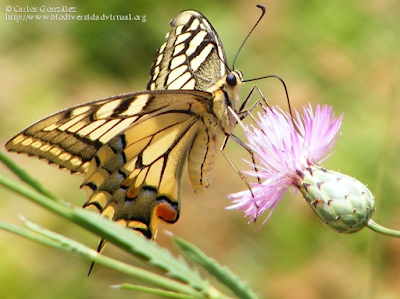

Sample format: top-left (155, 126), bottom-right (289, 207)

top-left (6, 7), bottom-right (265, 241)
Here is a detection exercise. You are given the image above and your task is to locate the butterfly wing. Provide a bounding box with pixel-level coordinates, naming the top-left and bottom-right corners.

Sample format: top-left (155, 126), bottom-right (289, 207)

top-left (4, 92), bottom-right (165, 174)
top-left (6, 90), bottom-right (215, 238)
top-left (147, 9), bottom-right (228, 91)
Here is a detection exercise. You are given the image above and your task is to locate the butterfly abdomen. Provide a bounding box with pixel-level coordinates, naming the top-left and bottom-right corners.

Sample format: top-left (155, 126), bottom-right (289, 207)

top-left (188, 128), bottom-right (216, 193)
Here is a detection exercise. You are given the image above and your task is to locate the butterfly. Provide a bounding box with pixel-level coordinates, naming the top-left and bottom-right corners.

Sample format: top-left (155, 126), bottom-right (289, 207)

top-left (5, 7), bottom-right (265, 241)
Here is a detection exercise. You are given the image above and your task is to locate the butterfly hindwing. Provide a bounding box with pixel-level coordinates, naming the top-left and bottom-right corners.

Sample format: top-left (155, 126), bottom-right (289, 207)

top-left (147, 10), bottom-right (228, 91)
top-left (81, 90), bottom-right (216, 238)
top-left (81, 99), bottom-right (206, 237)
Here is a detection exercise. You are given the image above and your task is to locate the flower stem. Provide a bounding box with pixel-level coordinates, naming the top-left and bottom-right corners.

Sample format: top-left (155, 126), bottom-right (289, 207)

top-left (367, 219), bottom-right (400, 238)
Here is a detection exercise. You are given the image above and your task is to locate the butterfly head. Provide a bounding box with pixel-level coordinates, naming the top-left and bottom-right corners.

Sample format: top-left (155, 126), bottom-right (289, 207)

top-left (215, 69), bottom-right (243, 111)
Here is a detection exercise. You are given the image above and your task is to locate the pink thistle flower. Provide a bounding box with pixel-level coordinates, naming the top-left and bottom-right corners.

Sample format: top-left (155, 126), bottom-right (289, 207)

top-left (228, 104), bottom-right (342, 223)
top-left (227, 104), bottom-right (400, 236)
top-left (227, 105), bottom-right (372, 232)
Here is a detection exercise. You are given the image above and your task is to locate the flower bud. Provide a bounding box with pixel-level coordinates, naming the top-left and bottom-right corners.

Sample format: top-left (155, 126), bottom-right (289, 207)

top-left (297, 166), bottom-right (375, 233)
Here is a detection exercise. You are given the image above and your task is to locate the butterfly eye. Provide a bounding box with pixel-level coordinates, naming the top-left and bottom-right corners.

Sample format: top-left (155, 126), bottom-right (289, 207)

top-left (226, 73), bottom-right (237, 86)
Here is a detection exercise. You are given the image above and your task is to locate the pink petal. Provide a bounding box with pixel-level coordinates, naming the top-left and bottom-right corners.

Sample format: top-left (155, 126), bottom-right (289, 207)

top-left (227, 104), bottom-right (343, 223)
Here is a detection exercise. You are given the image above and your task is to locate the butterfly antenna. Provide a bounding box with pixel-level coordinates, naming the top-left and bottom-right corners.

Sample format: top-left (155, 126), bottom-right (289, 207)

top-left (232, 4), bottom-right (266, 70)
top-left (244, 74), bottom-right (303, 134)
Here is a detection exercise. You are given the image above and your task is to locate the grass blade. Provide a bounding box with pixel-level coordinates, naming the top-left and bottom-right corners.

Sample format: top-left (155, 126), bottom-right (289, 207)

top-left (111, 284), bottom-right (194, 299)
top-left (173, 236), bottom-right (259, 299)
top-left (0, 151), bottom-right (59, 201)
top-left (0, 219), bottom-right (204, 298)
top-left (0, 172), bottom-right (210, 294)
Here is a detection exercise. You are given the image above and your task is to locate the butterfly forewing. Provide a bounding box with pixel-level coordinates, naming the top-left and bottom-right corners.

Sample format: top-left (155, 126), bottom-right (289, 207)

top-left (6, 95), bottom-right (129, 172)
top-left (5, 91), bottom-right (206, 173)
top-left (4, 96), bottom-right (126, 174)
top-left (147, 10), bottom-right (228, 91)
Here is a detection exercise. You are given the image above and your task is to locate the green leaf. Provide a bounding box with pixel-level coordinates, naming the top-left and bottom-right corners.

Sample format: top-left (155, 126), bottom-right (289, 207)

top-left (173, 236), bottom-right (260, 299)
top-left (0, 172), bottom-right (73, 217)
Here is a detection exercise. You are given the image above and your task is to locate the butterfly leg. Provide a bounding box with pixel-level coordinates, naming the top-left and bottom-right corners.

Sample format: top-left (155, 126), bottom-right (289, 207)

top-left (221, 85), bottom-right (271, 189)
top-left (221, 133), bottom-right (261, 186)
top-left (219, 136), bottom-right (255, 197)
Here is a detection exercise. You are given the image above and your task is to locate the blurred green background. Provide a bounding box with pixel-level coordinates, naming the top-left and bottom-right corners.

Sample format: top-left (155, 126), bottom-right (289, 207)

top-left (1, 0), bottom-right (399, 298)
